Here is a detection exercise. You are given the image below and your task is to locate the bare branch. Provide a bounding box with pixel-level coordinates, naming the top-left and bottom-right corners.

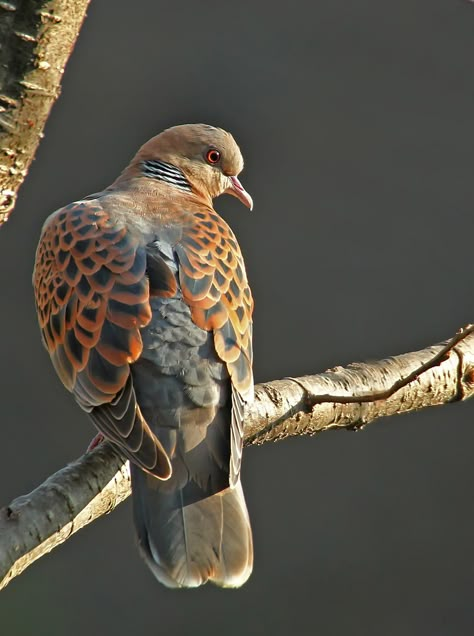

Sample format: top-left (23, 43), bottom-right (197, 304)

top-left (1, 329), bottom-right (474, 590)
top-left (0, 0), bottom-right (90, 225)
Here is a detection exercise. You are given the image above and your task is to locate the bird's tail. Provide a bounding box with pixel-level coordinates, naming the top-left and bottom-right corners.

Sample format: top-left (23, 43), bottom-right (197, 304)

top-left (131, 466), bottom-right (253, 588)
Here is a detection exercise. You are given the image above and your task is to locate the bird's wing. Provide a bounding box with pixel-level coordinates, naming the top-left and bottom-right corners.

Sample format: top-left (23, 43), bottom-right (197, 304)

top-left (33, 200), bottom-right (174, 479)
top-left (175, 207), bottom-right (254, 485)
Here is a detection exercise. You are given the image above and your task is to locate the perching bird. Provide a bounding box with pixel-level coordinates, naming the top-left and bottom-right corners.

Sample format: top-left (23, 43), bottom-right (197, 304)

top-left (33, 124), bottom-right (254, 588)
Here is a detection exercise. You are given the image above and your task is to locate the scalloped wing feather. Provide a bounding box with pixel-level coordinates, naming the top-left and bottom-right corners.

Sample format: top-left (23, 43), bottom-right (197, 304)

top-left (33, 200), bottom-right (173, 479)
top-left (176, 208), bottom-right (254, 486)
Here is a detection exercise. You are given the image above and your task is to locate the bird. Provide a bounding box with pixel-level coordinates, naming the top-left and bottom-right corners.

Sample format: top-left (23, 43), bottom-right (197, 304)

top-left (33, 123), bottom-right (254, 588)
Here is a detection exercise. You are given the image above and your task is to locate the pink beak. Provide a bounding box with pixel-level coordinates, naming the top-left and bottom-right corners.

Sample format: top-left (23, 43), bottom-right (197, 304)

top-left (224, 175), bottom-right (253, 210)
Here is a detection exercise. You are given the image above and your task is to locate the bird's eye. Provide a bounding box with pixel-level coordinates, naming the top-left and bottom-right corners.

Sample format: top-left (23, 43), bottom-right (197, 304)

top-left (206, 149), bottom-right (221, 164)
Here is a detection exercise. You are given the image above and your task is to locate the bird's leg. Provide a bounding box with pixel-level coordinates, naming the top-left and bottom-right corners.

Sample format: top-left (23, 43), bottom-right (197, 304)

top-left (86, 432), bottom-right (105, 452)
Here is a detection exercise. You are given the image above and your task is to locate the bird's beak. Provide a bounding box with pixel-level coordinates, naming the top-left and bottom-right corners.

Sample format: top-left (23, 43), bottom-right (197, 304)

top-left (224, 175), bottom-right (253, 211)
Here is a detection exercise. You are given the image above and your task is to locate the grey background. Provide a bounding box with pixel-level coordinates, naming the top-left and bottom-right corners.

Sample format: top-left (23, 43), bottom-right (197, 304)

top-left (1, 1), bottom-right (474, 634)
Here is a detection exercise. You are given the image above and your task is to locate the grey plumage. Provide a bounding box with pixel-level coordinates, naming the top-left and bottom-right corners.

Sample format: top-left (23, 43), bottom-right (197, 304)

top-left (131, 292), bottom-right (253, 588)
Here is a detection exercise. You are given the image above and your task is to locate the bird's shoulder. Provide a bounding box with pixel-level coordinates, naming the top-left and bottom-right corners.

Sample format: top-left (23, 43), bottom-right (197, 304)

top-left (33, 197), bottom-right (153, 395)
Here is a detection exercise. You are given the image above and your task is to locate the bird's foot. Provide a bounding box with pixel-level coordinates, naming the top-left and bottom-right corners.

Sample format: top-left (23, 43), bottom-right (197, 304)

top-left (87, 432), bottom-right (105, 452)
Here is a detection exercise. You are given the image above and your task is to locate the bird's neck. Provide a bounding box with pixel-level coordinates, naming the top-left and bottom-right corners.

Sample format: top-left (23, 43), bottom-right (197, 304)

top-left (112, 159), bottom-right (214, 209)
top-left (141, 159), bottom-right (192, 193)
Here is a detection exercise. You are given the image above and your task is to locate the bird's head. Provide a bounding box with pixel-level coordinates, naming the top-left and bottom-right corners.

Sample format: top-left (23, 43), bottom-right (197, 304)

top-left (131, 123), bottom-right (253, 210)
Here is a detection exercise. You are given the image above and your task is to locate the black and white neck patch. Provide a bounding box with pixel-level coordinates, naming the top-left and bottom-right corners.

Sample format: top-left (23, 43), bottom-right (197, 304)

top-left (142, 159), bottom-right (192, 192)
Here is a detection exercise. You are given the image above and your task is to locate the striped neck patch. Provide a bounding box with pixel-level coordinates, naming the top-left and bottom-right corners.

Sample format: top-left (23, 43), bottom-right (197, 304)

top-left (142, 160), bottom-right (192, 192)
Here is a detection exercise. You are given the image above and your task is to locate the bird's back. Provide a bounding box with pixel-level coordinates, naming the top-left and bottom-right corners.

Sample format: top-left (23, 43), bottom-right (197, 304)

top-left (123, 200), bottom-right (253, 587)
top-left (131, 292), bottom-right (252, 587)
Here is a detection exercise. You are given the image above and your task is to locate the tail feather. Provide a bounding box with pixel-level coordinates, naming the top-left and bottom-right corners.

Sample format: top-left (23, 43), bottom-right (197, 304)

top-left (131, 467), bottom-right (252, 588)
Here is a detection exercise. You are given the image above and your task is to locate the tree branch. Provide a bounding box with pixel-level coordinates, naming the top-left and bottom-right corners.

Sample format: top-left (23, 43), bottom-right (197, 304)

top-left (0, 0), bottom-right (90, 225)
top-left (1, 328), bottom-right (474, 591)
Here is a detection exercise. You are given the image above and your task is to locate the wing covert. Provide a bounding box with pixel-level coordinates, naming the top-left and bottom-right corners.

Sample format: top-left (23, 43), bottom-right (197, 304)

top-left (175, 208), bottom-right (254, 486)
top-left (176, 209), bottom-right (254, 399)
top-left (33, 200), bottom-right (172, 479)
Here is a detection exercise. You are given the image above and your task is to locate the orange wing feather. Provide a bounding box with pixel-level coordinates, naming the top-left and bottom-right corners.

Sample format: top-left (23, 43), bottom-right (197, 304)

top-left (176, 207), bottom-right (254, 486)
top-left (33, 200), bottom-right (172, 479)
top-left (176, 208), bottom-right (254, 400)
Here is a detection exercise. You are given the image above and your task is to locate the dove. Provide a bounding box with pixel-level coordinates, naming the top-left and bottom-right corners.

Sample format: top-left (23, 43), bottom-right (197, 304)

top-left (33, 124), bottom-right (254, 588)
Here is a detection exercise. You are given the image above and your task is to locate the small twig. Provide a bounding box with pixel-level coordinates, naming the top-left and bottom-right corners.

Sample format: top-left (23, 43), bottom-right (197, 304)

top-left (287, 324), bottom-right (474, 407)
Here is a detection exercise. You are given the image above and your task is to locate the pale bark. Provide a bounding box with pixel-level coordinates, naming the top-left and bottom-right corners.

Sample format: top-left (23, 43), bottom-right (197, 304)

top-left (1, 328), bottom-right (474, 591)
top-left (0, 0), bottom-right (90, 225)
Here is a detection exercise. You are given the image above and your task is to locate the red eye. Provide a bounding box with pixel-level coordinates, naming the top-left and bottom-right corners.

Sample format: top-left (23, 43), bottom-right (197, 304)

top-left (206, 149), bottom-right (221, 164)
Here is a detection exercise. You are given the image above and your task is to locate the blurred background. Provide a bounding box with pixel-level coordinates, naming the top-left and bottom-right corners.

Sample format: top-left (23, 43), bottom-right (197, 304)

top-left (1, 1), bottom-right (474, 634)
